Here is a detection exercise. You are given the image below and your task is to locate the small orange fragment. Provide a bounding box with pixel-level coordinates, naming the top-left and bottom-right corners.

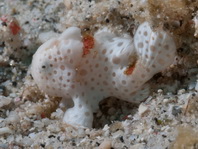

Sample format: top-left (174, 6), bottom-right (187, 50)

top-left (82, 34), bottom-right (94, 56)
top-left (124, 64), bottom-right (135, 75)
top-left (9, 20), bottom-right (21, 35)
top-left (40, 113), bottom-right (46, 118)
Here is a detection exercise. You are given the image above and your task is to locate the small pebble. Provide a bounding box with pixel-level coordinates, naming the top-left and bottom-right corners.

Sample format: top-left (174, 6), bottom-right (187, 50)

top-left (172, 106), bottom-right (182, 116)
top-left (178, 89), bottom-right (186, 95)
top-left (129, 134), bottom-right (138, 141)
top-left (138, 104), bottom-right (149, 117)
top-left (0, 127), bottom-right (13, 135)
top-left (129, 143), bottom-right (145, 149)
top-left (0, 144), bottom-right (8, 149)
top-left (148, 128), bottom-right (154, 133)
top-left (0, 96), bottom-right (12, 108)
top-left (99, 140), bottom-right (111, 149)
top-left (163, 98), bottom-right (169, 104)
top-left (195, 80), bottom-right (198, 91)
top-left (157, 89), bottom-right (163, 94)
top-left (112, 130), bottom-right (124, 139)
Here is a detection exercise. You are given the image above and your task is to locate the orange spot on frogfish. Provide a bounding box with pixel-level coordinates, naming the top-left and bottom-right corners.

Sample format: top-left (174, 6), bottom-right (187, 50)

top-left (124, 64), bottom-right (136, 75)
top-left (82, 34), bottom-right (94, 56)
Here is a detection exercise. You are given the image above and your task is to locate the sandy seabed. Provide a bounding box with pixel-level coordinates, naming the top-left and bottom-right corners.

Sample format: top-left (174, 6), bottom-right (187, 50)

top-left (0, 0), bottom-right (198, 148)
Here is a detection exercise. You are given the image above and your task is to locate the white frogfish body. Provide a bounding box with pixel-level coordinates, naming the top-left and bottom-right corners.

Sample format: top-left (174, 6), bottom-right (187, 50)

top-left (31, 22), bottom-right (176, 128)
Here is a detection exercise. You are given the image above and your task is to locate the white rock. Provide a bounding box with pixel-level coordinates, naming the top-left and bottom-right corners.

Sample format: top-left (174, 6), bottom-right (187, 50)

top-left (0, 127), bottom-right (13, 135)
top-left (99, 140), bottom-right (111, 149)
top-left (42, 118), bottom-right (51, 126)
top-left (112, 130), bottom-right (124, 139)
top-left (5, 111), bottom-right (20, 124)
top-left (104, 130), bottom-right (110, 137)
top-left (178, 89), bottom-right (186, 95)
top-left (47, 124), bottom-right (61, 133)
top-left (29, 132), bottom-right (36, 139)
top-left (138, 103), bottom-right (149, 116)
top-left (59, 133), bottom-right (66, 141)
top-left (129, 143), bottom-right (145, 149)
top-left (129, 134), bottom-right (138, 141)
top-left (148, 128), bottom-right (154, 133)
top-left (194, 13), bottom-right (198, 38)
top-left (0, 96), bottom-right (12, 108)
top-left (195, 80), bottom-right (198, 91)
top-left (163, 98), bottom-right (169, 104)
top-left (7, 135), bottom-right (14, 142)
top-left (34, 120), bottom-right (45, 128)
top-left (20, 136), bottom-right (33, 146)
top-left (103, 124), bottom-right (110, 131)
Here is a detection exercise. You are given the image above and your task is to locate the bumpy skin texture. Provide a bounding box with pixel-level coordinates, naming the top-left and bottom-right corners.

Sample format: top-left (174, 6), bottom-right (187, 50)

top-left (31, 22), bottom-right (176, 128)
